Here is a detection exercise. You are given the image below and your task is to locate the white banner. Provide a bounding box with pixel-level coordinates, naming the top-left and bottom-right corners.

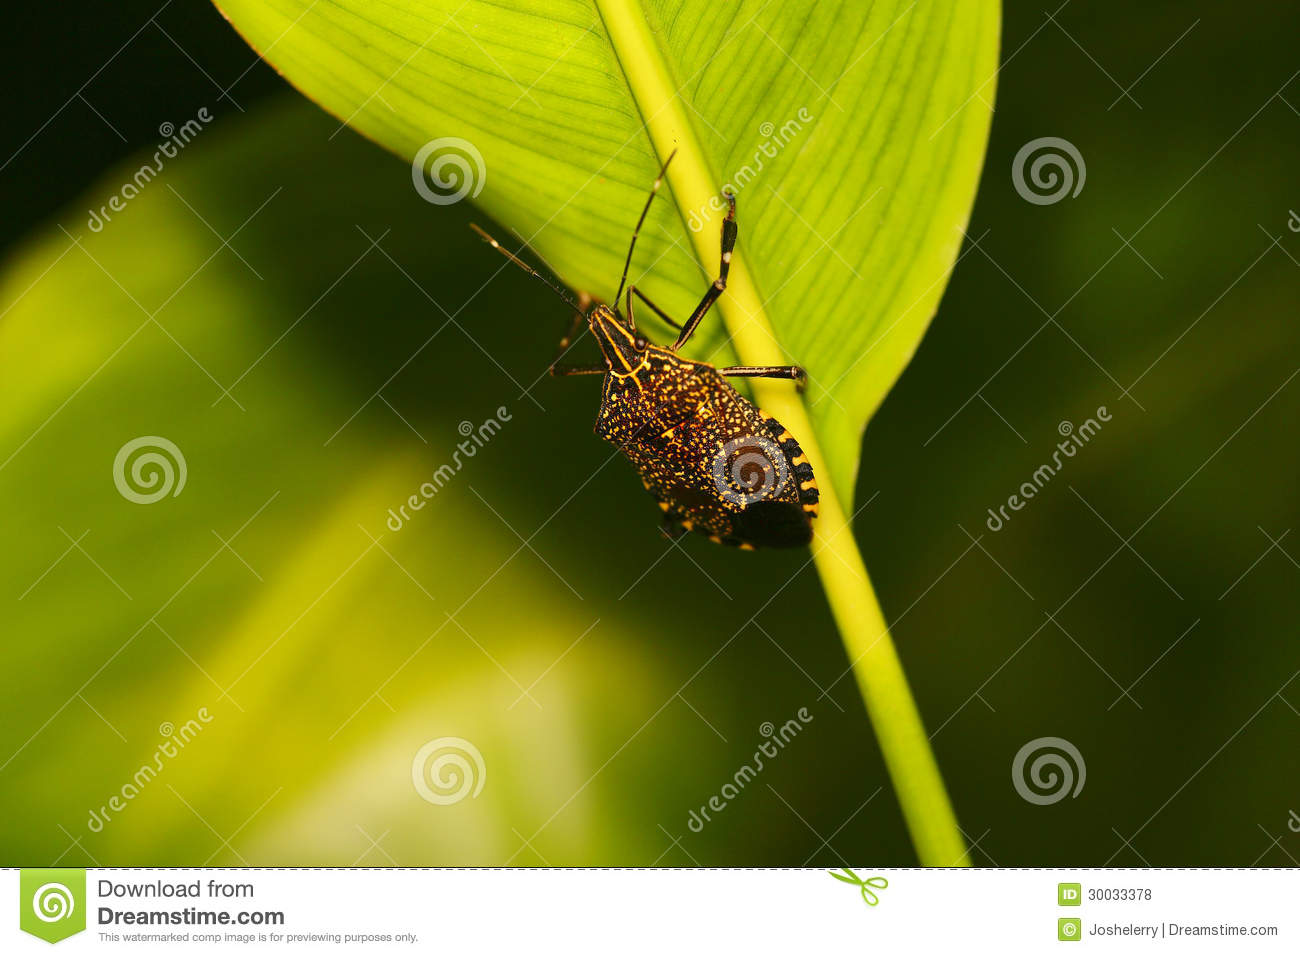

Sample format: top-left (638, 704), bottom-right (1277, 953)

top-left (6, 868), bottom-right (1296, 954)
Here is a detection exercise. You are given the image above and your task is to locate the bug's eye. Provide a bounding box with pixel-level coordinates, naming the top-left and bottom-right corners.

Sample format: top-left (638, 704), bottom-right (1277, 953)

top-left (633, 336), bottom-right (647, 351)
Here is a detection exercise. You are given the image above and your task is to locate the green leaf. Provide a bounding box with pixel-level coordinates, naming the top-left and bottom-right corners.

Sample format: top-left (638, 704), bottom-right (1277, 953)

top-left (209, 0), bottom-right (996, 865)
top-left (0, 101), bottom-right (706, 864)
top-left (213, 0), bottom-right (997, 503)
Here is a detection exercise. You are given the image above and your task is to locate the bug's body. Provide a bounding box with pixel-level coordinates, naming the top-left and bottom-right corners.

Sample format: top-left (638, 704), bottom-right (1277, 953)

top-left (472, 151), bottom-right (818, 549)
top-left (589, 309), bottom-right (818, 548)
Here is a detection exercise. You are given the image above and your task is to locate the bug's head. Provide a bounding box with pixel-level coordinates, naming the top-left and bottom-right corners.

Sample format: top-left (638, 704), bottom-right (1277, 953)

top-left (588, 304), bottom-right (648, 374)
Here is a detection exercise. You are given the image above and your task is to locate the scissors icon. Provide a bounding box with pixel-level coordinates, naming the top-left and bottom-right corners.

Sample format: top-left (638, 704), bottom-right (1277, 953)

top-left (828, 868), bottom-right (888, 906)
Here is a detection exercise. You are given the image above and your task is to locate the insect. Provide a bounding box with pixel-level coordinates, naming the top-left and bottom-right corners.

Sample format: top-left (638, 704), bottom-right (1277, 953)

top-left (470, 152), bottom-right (818, 549)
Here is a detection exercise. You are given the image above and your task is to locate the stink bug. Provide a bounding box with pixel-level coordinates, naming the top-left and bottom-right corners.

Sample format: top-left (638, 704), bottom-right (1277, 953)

top-left (471, 152), bottom-right (818, 549)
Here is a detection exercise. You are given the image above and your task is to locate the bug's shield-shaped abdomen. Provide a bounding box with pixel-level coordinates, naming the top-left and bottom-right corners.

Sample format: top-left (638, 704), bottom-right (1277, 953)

top-left (595, 355), bottom-right (818, 549)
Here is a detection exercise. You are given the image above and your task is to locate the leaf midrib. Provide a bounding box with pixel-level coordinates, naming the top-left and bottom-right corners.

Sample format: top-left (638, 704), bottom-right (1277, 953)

top-left (589, 0), bottom-right (828, 445)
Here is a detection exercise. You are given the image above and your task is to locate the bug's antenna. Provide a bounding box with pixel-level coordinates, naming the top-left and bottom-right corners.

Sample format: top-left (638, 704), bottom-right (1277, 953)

top-left (470, 223), bottom-right (586, 317)
top-left (613, 148), bottom-right (677, 309)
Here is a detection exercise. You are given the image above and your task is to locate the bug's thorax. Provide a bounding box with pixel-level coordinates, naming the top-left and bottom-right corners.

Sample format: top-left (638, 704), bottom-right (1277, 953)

top-left (588, 305), bottom-right (712, 427)
top-left (596, 347), bottom-right (733, 450)
top-left (471, 151), bottom-right (816, 547)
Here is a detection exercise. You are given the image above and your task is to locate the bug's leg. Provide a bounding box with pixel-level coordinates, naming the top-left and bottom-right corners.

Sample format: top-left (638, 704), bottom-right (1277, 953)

top-left (720, 364), bottom-right (807, 392)
top-left (659, 513), bottom-right (688, 540)
top-left (547, 308), bottom-right (590, 376)
top-left (673, 191), bottom-right (737, 351)
top-left (549, 363), bottom-right (606, 377)
top-left (641, 477), bottom-right (687, 539)
top-left (628, 285), bottom-right (682, 332)
top-left (614, 150), bottom-right (678, 307)
top-left (550, 310), bottom-right (586, 368)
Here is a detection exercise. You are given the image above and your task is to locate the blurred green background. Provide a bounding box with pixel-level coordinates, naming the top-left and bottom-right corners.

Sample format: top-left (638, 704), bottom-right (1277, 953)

top-left (2, 0), bottom-right (1297, 867)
